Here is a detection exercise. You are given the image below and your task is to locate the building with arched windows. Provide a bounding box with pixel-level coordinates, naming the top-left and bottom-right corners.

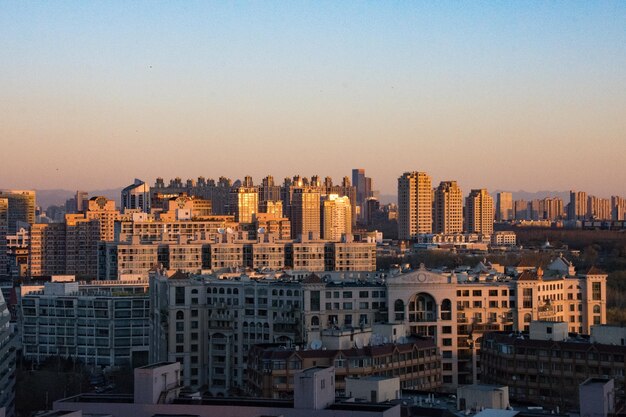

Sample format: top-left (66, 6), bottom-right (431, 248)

top-left (149, 258), bottom-right (605, 394)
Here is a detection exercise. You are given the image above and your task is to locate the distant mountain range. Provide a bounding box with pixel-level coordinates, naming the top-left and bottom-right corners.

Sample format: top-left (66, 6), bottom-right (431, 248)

top-left (36, 188), bottom-right (123, 209)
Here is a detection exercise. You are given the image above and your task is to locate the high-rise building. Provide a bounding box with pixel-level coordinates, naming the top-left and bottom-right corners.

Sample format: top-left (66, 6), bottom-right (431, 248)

top-left (0, 290), bottom-right (15, 417)
top-left (76, 190), bottom-right (89, 212)
top-left (291, 187), bottom-right (321, 239)
top-left (465, 189), bottom-right (494, 235)
top-left (122, 179), bottom-right (150, 213)
top-left (84, 196), bottom-right (121, 242)
top-left (397, 172), bottom-right (432, 240)
top-left (569, 191), bottom-right (587, 221)
top-left (0, 199), bottom-right (7, 276)
top-left (434, 181), bottom-right (463, 234)
top-left (321, 194), bottom-right (352, 241)
top-left (514, 199), bottom-right (529, 220)
top-left (587, 196), bottom-right (611, 220)
top-left (611, 196), bottom-right (626, 221)
top-left (542, 197), bottom-right (564, 220)
top-left (0, 190), bottom-right (36, 234)
top-left (260, 175), bottom-right (281, 203)
top-left (352, 169), bottom-right (372, 222)
top-left (495, 192), bottom-right (513, 221)
top-left (352, 169), bottom-right (366, 207)
top-left (229, 177), bottom-right (258, 223)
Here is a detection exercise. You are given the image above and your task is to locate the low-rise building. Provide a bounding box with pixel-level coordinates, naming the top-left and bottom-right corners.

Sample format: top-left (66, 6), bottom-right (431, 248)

top-left (481, 322), bottom-right (626, 411)
top-left (247, 337), bottom-right (440, 399)
top-left (53, 363), bottom-right (400, 417)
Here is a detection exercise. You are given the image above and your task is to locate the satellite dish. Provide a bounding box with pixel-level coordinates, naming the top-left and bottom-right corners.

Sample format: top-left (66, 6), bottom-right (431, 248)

top-left (355, 338), bottom-right (363, 349)
top-left (226, 227), bottom-right (234, 234)
top-left (257, 227), bottom-right (266, 234)
top-left (310, 340), bottom-right (323, 350)
top-left (217, 228), bottom-right (225, 234)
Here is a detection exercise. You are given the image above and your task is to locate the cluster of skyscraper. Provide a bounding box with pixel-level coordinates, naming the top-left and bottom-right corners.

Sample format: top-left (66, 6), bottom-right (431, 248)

top-left (495, 191), bottom-right (626, 222)
top-left (0, 171), bottom-right (383, 281)
top-left (397, 172), bottom-right (494, 240)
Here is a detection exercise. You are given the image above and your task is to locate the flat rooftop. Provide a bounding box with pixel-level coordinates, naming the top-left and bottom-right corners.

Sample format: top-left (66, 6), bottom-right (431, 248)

top-left (137, 362), bottom-right (176, 370)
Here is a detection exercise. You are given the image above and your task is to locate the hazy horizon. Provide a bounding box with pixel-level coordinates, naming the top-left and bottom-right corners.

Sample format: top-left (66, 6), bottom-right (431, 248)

top-left (1, 2), bottom-right (625, 196)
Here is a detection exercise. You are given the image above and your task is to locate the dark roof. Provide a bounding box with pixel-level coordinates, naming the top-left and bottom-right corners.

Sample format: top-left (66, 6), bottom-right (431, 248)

top-left (483, 332), bottom-right (626, 354)
top-left (517, 270), bottom-right (538, 281)
top-left (583, 266), bottom-right (606, 276)
top-left (402, 406), bottom-right (458, 417)
top-left (303, 273), bottom-right (323, 284)
top-left (251, 338), bottom-right (438, 362)
top-left (169, 271), bottom-right (190, 280)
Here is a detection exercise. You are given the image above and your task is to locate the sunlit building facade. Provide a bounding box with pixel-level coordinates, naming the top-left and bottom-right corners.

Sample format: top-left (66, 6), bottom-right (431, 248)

top-left (398, 172), bottom-right (432, 240)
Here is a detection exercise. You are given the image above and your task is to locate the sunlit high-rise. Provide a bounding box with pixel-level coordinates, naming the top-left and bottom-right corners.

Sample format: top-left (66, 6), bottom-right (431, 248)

top-left (434, 181), bottom-right (463, 234)
top-left (321, 194), bottom-right (352, 241)
top-left (291, 187), bottom-right (320, 239)
top-left (230, 176), bottom-right (259, 223)
top-left (465, 189), bottom-right (494, 235)
top-left (496, 192), bottom-right (513, 221)
top-left (568, 191), bottom-right (587, 221)
top-left (0, 190), bottom-right (36, 234)
top-left (398, 171), bottom-right (432, 240)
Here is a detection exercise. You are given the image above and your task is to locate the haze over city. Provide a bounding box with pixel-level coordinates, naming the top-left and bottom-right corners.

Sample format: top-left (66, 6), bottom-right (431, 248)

top-left (1, 2), bottom-right (625, 196)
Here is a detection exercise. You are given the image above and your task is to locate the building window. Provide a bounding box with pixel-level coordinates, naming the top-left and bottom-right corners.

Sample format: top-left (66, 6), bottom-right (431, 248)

top-left (592, 283), bottom-right (602, 301)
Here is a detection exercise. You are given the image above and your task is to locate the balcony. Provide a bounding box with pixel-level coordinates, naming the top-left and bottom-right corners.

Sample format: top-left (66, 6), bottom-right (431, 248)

top-left (408, 312), bottom-right (436, 323)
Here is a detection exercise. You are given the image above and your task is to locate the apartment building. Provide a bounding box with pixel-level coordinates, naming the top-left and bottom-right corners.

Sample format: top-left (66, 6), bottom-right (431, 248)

top-left (321, 194), bottom-right (352, 242)
top-left (398, 172), bottom-right (432, 240)
top-left (247, 337), bottom-right (441, 399)
top-left (149, 271), bottom-right (306, 394)
top-left (0, 290), bottom-right (16, 417)
top-left (0, 190), bottom-right (36, 234)
top-left (150, 258), bottom-right (604, 394)
top-left (434, 181), bottom-right (463, 234)
top-left (496, 192), bottom-right (513, 221)
top-left (19, 278), bottom-right (150, 367)
top-left (481, 321), bottom-right (626, 411)
top-left (465, 189), bottom-right (494, 235)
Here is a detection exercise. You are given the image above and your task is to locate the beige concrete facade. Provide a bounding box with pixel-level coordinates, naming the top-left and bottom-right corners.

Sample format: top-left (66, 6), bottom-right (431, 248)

top-left (434, 181), bottom-right (463, 234)
top-left (465, 189), bottom-right (494, 235)
top-left (398, 172), bottom-right (432, 240)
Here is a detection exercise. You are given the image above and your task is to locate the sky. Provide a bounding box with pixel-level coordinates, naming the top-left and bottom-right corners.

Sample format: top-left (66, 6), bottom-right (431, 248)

top-left (1, 2), bottom-right (625, 197)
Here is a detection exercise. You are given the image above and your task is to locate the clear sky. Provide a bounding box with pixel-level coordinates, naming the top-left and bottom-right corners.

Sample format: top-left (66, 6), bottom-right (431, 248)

top-left (1, 1), bottom-right (625, 197)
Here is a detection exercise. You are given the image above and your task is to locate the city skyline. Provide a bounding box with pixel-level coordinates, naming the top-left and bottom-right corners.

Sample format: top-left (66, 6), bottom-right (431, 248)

top-left (1, 2), bottom-right (625, 196)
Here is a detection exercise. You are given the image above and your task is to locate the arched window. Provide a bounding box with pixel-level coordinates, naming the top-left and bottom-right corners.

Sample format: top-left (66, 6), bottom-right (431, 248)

top-left (441, 299), bottom-right (452, 320)
top-left (407, 293), bottom-right (437, 322)
top-left (219, 288), bottom-right (225, 294)
top-left (191, 289), bottom-right (198, 294)
top-left (394, 299), bottom-right (405, 321)
top-left (593, 305), bottom-right (601, 314)
top-left (524, 313), bottom-right (532, 323)
top-left (227, 288), bottom-right (232, 295)
top-left (311, 316), bottom-right (320, 326)
top-left (233, 288), bottom-right (239, 295)
top-left (176, 311), bottom-right (184, 320)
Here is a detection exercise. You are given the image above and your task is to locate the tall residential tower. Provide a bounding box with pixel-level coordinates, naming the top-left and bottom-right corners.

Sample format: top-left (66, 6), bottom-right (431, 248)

top-left (398, 172), bottom-right (432, 240)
